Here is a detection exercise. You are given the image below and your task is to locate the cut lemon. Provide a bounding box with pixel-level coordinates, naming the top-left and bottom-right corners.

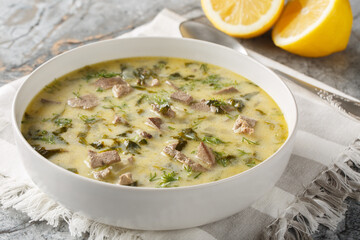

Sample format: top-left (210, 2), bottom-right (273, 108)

top-left (272, 0), bottom-right (353, 57)
top-left (201, 0), bottom-right (284, 38)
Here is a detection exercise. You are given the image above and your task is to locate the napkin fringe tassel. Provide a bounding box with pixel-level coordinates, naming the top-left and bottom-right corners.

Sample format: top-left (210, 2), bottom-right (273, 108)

top-left (0, 175), bottom-right (141, 239)
top-left (262, 138), bottom-right (360, 239)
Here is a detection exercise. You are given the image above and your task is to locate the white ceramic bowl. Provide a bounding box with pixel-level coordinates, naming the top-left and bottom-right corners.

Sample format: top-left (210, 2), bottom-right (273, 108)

top-left (12, 37), bottom-right (297, 230)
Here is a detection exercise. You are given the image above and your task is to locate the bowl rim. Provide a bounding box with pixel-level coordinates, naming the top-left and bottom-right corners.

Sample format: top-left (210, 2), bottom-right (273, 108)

top-left (12, 36), bottom-right (298, 192)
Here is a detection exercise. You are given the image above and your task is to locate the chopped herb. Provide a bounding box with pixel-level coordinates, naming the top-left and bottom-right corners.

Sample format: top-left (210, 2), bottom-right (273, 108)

top-left (169, 72), bottom-right (182, 80)
top-left (200, 64), bottom-right (209, 74)
top-left (228, 98), bottom-right (245, 112)
top-left (120, 64), bottom-right (127, 71)
top-left (242, 137), bottom-right (259, 145)
top-left (153, 60), bottom-right (167, 71)
top-left (84, 70), bottom-right (121, 81)
top-left (175, 138), bottom-right (188, 151)
top-left (159, 171), bottom-right (179, 187)
top-left (72, 85), bottom-right (82, 98)
top-left (133, 67), bottom-right (157, 85)
top-left (179, 128), bottom-right (200, 141)
top-left (184, 62), bottom-right (197, 67)
top-left (202, 135), bottom-right (225, 145)
top-left (241, 92), bottom-right (259, 101)
top-left (52, 127), bottom-right (68, 135)
top-left (264, 121), bottom-right (275, 130)
top-left (27, 129), bottom-right (68, 145)
top-left (206, 99), bottom-right (226, 114)
top-left (136, 94), bottom-right (149, 106)
top-left (152, 95), bottom-right (172, 115)
top-left (138, 139), bottom-right (148, 145)
top-left (214, 151), bottom-right (236, 167)
top-left (168, 126), bottom-right (175, 130)
top-left (238, 149), bottom-right (251, 156)
top-left (191, 117), bottom-right (206, 129)
top-left (67, 168), bottom-right (78, 174)
top-left (90, 141), bottom-right (104, 149)
top-left (184, 165), bottom-right (192, 174)
top-left (255, 109), bottom-right (266, 115)
top-left (194, 172), bottom-right (202, 179)
top-left (202, 74), bottom-right (222, 89)
top-left (96, 87), bottom-right (104, 92)
top-left (149, 172), bottom-right (158, 182)
top-left (77, 131), bottom-right (88, 145)
top-left (79, 114), bottom-right (100, 124)
top-left (54, 118), bottom-right (72, 128)
top-left (102, 99), bottom-right (128, 112)
top-left (44, 79), bottom-right (61, 93)
top-left (245, 159), bottom-right (257, 168)
top-left (32, 145), bottom-right (65, 158)
top-left (124, 140), bottom-right (141, 154)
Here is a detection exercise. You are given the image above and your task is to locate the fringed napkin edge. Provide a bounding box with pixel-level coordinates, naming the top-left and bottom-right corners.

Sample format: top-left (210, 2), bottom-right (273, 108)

top-left (262, 138), bottom-right (360, 239)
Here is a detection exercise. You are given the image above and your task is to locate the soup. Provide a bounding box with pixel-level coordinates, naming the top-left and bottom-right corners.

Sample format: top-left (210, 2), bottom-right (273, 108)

top-left (21, 57), bottom-right (288, 188)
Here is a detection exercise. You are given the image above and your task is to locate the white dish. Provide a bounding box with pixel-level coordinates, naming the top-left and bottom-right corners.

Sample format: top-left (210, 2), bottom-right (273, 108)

top-left (12, 37), bottom-right (297, 230)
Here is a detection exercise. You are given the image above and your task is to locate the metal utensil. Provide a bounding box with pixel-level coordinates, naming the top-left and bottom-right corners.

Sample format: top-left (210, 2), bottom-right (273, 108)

top-left (180, 20), bottom-right (360, 122)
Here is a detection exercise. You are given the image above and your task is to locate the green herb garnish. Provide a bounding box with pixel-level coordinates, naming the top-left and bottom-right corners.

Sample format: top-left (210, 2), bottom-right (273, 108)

top-left (159, 171), bottom-right (179, 187)
top-left (32, 145), bottom-right (65, 158)
top-left (169, 72), bottom-right (182, 80)
top-left (242, 137), bottom-right (259, 145)
top-left (228, 98), bottom-right (245, 112)
top-left (241, 92), bottom-right (259, 101)
top-left (206, 99), bottom-right (227, 114)
top-left (149, 172), bottom-right (158, 182)
top-left (179, 128), bottom-right (200, 141)
top-left (79, 114), bottom-right (100, 124)
top-left (67, 168), bottom-right (79, 174)
top-left (200, 64), bottom-right (209, 74)
top-left (238, 149), bottom-right (251, 156)
top-left (202, 135), bottom-right (225, 145)
top-left (214, 151), bottom-right (236, 167)
top-left (255, 109), bottom-right (266, 115)
top-left (54, 118), bottom-right (72, 128)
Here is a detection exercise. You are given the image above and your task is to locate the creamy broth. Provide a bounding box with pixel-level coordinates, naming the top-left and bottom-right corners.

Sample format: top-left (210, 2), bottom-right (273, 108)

top-left (21, 57), bottom-right (288, 188)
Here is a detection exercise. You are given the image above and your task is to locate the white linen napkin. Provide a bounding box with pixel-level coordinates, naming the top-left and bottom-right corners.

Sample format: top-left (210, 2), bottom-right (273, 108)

top-left (1, 9), bottom-right (359, 240)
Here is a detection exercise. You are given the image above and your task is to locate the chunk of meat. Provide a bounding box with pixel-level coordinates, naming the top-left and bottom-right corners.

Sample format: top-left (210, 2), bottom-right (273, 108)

top-left (171, 91), bottom-right (193, 105)
top-left (139, 131), bottom-right (152, 139)
top-left (146, 117), bottom-right (163, 130)
top-left (40, 98), bottom-right (60, 104)
top-left (67, 94), bottom-right (98, 110)
top-left (165, 80), bottom-right (180, 90)
top-left (152, 104), bottom-right (176, 118)
top-left (95, 77), bottom-right (126, 89)
top-left (112, 115), bottom-right (129, 125)
top-left (88, 150), bottom-right (121, 169)
top-left (112, 83), bottom-right (133, 98)
top-left (118, 172), bottom-right (134, 185)
top-left (196, 142), bottom-right (216, 167)
top-left (233, 115), bottom-right (257, 135)
top-left (93, 166), bottom-right (112, 180)
top-left (150, 78), bottom-right (160, 86)
top-left (162, 142), bottom-right (179, 158)
top-left (162, 143), bottom-right (208, 172)
top-left (190, 99), bottom-right (211, 112)
top-left (214, 87), bottom-right (239, 95)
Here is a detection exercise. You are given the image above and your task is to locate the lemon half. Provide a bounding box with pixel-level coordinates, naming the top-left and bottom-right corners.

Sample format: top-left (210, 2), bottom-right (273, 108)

top-left (272, 0), bottom-right (353, 57)
top-left (201, 0), bottom-right (284, 38)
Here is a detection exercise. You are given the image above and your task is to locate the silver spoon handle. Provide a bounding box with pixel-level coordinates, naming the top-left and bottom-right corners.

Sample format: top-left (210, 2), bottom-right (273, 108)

top-left (271, 68), bottom-right (360, 121)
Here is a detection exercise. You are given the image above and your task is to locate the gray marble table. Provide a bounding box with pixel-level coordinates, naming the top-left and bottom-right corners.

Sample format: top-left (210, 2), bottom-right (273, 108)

top-left (0, 0), bottom-right (359, 239)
